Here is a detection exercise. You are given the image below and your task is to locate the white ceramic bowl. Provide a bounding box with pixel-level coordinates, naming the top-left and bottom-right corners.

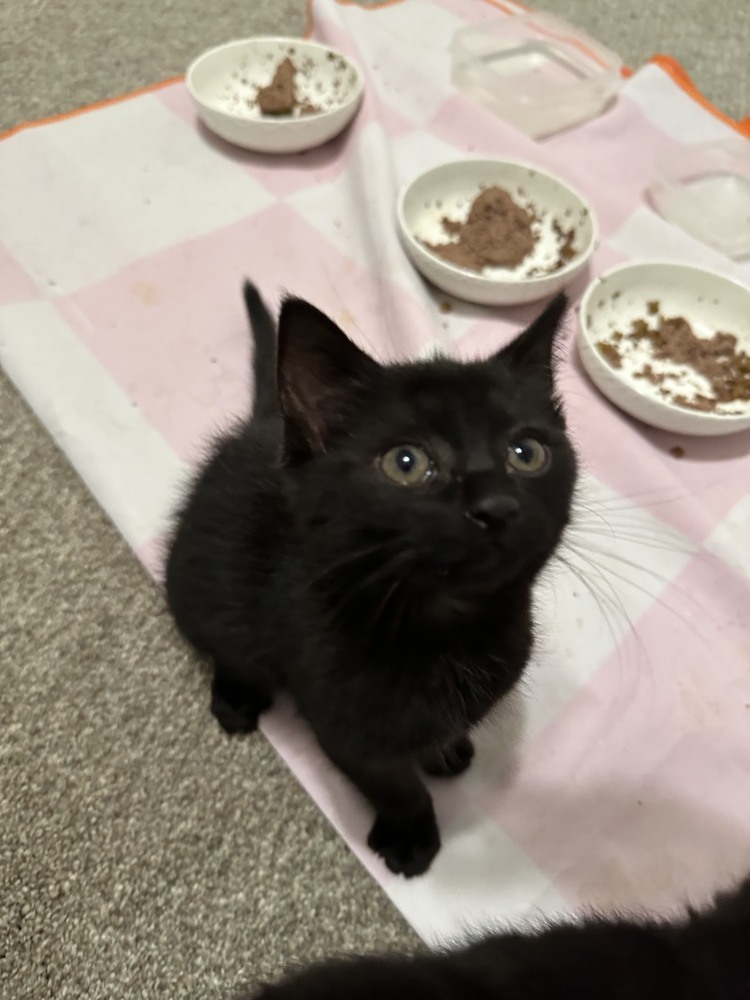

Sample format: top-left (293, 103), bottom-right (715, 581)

top-left (186, 37), bottom-right (364, 153)
top-left (397, 159), bottom-right (598, 306)
top-left (578, 261), bottom-right (750, 436)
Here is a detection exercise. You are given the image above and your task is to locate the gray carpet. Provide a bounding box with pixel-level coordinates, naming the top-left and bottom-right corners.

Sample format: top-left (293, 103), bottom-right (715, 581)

top-left (1, 2), bottom-right (748, 999)
top-left (2, 0), bottom-right (749, 129)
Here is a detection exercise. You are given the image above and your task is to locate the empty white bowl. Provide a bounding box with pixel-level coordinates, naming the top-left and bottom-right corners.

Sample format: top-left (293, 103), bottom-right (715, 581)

top-left (647, 138), bottom-right (750, 260)
top-left (186, 37), bottom-right (364, 154)
top-left (397, 159), bottom-right (598, 306)
top-left (578, 261), bottom-right (750, 436)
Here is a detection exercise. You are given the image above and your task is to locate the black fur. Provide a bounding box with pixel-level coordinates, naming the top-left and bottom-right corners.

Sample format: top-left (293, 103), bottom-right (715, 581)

top-left (165, 282), bottom-right (577, 876)
top-left (245, 876), bottom-right (750, 1000)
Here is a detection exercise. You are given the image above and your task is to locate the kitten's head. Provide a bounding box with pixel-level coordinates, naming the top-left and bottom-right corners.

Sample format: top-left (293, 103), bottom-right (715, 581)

top-left (276, 294), bottom-right (577, 637)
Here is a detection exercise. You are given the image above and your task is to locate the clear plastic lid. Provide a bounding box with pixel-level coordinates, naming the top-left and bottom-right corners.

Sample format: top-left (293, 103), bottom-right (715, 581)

top-left (647, 137), bottom-right (750, 259)
top-left (450, 13), bottom-right (623, 140)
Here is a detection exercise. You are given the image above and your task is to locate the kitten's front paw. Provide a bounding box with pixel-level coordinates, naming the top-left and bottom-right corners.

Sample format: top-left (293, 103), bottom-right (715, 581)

top-left (211, 676), bottom-right (271, 735)
top-left (422, 736), bottom-right (475, 778)
top-left (368, 810), bottom-right (440, 877)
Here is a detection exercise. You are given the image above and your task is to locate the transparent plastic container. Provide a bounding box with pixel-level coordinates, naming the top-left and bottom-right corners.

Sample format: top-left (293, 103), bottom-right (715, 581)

top-left (647, 138), bottom-right (750, 259)
top-left (450, 14), bottom-right (623, 139)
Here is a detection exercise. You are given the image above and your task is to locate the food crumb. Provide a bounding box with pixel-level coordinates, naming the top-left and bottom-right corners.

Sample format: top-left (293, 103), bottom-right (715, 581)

top-left (596, 340), bottom-right (622, 368)
top-left (647, 299), bottom-right (660, 315)
top-left (439, 301), bottom-right (453, 314)
top-left (550, 219), bottom-right (576, 271)
top-left (670, 445), bottom-right (685, 458)
top-left (441, 218), bottom-right (463, 236)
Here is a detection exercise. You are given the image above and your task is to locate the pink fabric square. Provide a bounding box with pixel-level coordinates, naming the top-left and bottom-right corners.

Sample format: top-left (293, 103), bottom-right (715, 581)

top-left (548, 94), bottom-right (669, 219)
top-left (564, 362), bottom-right (750, 540)
top-left (155, 84), bottom-right (357, 199)
top-left (428, 94), bottom-right (664, 240)
top-left (549, 728), bottom-right (750, 914)
top-left (483, 555), bottom-right (750, 911)
top-left (55, 201), bottom-right (436, 464)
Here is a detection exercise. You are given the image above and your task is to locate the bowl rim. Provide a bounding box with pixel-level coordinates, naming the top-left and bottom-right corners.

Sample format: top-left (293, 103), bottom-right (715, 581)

top-left (578, 258), bottom-right (750, 427)
top-left (396, 157), bottom-right (599, 288)
top-left (186, 36), bottom-right (365, 125)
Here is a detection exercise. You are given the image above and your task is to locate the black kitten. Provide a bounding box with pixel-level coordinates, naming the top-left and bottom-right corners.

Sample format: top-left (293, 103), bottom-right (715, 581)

top-left (165, 282), bottom-right (577, 876)
top-left (244, 875), bottom-right (750, 1000)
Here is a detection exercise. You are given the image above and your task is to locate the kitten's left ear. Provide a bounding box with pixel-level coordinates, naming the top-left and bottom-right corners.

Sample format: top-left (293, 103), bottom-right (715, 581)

top-left (277, 296), bottom-right (381, 462)
top-left (494, 292), bottom-right (568, 377)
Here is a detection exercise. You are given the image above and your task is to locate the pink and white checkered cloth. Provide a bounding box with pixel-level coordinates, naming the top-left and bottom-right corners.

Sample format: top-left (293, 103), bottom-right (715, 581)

top-left (2, 0), bottom-right (749, 946)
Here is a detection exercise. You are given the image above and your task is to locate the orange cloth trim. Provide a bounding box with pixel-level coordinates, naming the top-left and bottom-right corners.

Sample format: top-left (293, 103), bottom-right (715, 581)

top-left (0, 75), bottom-right (183, 143)
top-left (469, 0), bottom-right (528, 13)
top-left (649, 54), bottom-right (750, 137)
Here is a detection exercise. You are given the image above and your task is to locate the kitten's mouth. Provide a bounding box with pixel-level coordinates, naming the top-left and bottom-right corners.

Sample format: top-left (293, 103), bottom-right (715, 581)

top-left (433, 544), bottom-right (534, 595)
top-left (431, 563), bottom-right (510, 597)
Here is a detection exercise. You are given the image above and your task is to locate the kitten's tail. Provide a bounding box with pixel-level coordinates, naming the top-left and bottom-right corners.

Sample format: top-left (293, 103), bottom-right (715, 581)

top-left (243, 280), bottom-right (277, 421)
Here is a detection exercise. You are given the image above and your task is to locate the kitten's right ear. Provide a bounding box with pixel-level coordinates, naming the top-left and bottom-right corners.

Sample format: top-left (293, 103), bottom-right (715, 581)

top-left (277, 297), bottom-right (380, 463)
top-left (495, 292), bottom-right (568, 376)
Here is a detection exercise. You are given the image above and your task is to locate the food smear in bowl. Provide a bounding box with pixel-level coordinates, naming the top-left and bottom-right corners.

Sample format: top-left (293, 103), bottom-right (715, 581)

top-left (256, 57), bottom-right (321, 116)
top-left (595, 303), bottom-right (750, 414)
top-left (214, 45), bottom-right (357, 121)
top-left (420, 185), bottom-right (579, 276)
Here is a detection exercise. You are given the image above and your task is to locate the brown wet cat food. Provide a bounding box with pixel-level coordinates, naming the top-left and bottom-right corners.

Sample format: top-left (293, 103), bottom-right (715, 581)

top-left (596, 309), bottom-right (750, 413)
top-left (596, 341), bottom-right (622, 369)
top-left (550, 219), bottom-right (577, 271)
top-left (256, 57), bottom-right (321, 116)
top-left (423, 187), bottom-right (535, 271)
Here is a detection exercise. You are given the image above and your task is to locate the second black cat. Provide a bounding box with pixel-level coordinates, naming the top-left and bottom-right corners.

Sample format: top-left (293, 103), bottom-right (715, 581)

top-left (165, 283), bottom-right (577, 876)
top-left (246, 873), bottom-right (750, 1000)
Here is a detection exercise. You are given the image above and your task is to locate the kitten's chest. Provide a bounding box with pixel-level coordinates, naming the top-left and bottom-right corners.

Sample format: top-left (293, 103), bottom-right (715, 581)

top-left (327, 646), bottom-right (524, 756)
top-left (411, 650), bottom-right (519, 729)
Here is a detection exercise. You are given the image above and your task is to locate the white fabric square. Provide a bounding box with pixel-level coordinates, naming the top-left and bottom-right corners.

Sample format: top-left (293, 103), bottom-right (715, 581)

top-left (0, 301), bottom-right (188, 550)
top-left (387, 800), bottom-right (570, 945)
top-left (0, 96), bottom-right (275, 294)
top-left (623, 65), bottom-right (737, 143)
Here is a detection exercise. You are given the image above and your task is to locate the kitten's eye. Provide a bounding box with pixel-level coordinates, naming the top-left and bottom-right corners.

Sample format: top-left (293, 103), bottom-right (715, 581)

top-left (380, 445), bottom-right (434, 487)
top-left (506, 437), bottom-right (550, 476)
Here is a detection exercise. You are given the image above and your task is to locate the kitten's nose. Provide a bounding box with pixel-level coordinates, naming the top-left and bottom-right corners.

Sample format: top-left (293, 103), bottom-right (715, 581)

top-left (465, 493), bottom-right (520, 530)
